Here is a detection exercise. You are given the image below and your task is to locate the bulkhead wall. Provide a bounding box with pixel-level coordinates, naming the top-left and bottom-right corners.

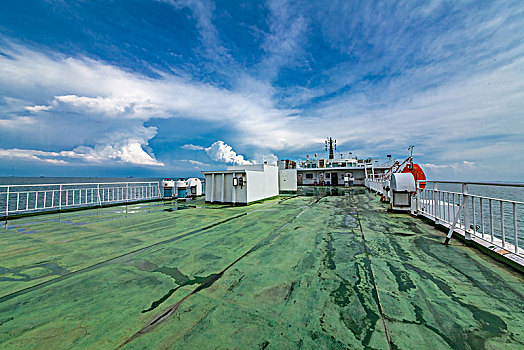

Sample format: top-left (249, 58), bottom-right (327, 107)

top-left (246, 166), bottom-right (279, 202)
top-left (204, 173), bottom-right (248, 203)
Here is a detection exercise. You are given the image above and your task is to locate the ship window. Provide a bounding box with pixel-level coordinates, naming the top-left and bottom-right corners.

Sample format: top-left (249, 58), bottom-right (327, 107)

top-left (305, 173), bottom-right (313, 179)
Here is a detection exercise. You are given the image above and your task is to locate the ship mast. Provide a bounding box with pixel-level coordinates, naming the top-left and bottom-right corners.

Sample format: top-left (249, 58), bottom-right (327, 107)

top-left (325, 137), bottom-right (337, 160)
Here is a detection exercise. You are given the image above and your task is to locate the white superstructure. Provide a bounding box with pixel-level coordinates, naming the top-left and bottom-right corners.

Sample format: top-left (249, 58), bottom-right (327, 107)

top-left (202, 164), bottom-right (279, 204)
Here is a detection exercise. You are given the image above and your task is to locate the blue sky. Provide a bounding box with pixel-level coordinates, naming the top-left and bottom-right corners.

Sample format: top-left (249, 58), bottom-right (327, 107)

top-left (0, 0), bottom-right (523, 181)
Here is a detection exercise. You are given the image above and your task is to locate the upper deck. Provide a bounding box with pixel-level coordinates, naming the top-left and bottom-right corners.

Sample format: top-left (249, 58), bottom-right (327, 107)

top-left (0, 188), bottom-right (523, 349)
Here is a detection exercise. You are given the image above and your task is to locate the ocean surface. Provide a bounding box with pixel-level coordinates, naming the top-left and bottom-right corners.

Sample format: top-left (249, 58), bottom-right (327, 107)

top-left (435, 181), bottom-right (524, 203)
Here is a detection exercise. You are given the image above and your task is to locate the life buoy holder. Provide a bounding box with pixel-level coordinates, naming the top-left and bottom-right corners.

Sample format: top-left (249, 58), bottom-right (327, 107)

top-left (402, 163), bottom-right (426, 189)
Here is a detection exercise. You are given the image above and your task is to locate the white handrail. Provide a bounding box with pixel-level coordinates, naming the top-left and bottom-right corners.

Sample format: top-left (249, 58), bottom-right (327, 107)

top-left (415, 180), bottom-right (522, 256)
top-left (2, 181), bottom-right (162, 218)
top-left (364, 178), bottom-right (523, 257)
top-left (425, 180), bottom-right (524, 188)
top-left (0, 181), bottom-right (157, 188)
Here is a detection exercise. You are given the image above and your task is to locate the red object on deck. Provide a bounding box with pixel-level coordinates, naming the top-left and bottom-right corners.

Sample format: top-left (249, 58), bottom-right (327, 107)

top-left (402, 163), bottom-right (426, 189)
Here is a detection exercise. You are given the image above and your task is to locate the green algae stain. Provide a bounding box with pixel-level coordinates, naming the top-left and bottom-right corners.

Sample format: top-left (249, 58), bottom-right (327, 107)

top-left (142, 286), bottom-right (181, 313)
top-left (142, 267), bottom-right (214, 313)
top-left (258, 339), bottom-right (270, 349)
top-left (324, 233), bottom-right (336, 270)
top-left (154, 266), bottom-right (190, 285)
top-left (403, 262), bottom-right (509, 348)
top-left (330, 282), bottom-right (352, 307)
top-left (0, 263), bottom-right (69, 282)
top-left (386, 261), bottom-right (415, 292)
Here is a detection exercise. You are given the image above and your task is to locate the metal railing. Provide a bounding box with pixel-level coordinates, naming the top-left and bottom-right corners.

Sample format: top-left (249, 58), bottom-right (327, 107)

top-left (1, 181), bottom-right (162, 218)
top-left (415, 181), bottom-right (523, 256)
top-left (365, 178), bottom-right (387, 195)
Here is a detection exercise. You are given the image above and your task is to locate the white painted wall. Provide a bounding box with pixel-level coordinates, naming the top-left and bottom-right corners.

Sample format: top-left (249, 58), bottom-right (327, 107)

top-left (203, 166), bottom-right (276, 204)
top-left (187, 178), bottom-right (202, 196)
top-left (279, 169), bottom-right (297, 191)
top-left (246, 164), bottom-right (279, 202)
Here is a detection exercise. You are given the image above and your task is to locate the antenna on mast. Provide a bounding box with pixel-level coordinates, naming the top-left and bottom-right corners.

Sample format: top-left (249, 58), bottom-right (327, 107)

top-left (407, 145), bottom-right (415, 168)
top-left (408, 145), bottom-right (414, 157)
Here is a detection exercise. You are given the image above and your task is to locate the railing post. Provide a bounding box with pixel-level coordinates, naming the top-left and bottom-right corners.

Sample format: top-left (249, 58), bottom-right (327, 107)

top-left (126, 183), bottom-right (129, 203)
top-left (480, 197), bottom-right (484, 239)
top-left (59, 185), bottom-right (62, 210)
top-left (97, 184), bottom-right (101, 206)
top-left (434, 182), bottom-right (439, 224)
top-left (463, 183), bottom-right (472, 240)
top-left (489, 199), bottom-right (494, 242)
top-left (5, 186), bottom-right (10, 218)
top-left (500, 201), bottom-right (505, 248)
top-left (513, 203), bottom-right (518, 253)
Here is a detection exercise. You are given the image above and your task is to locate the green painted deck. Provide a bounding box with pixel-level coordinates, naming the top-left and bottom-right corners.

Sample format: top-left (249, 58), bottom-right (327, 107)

top-left (0, 189), bottom-right (523, 349)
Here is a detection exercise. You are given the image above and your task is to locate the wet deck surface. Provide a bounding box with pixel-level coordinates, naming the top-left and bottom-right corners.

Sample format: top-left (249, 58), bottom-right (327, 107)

top-left (1, 189), bottom-right (523, 349)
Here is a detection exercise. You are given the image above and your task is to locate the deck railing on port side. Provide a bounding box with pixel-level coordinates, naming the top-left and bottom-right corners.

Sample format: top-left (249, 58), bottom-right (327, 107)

top-left (415, 181), bottom-right (523, 257)
top-left (1, 181), bottom-right (162, 218)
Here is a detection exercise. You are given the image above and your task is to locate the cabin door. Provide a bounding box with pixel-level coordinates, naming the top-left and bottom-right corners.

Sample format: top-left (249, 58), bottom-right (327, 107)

top-left (331, 172), bottom-right (338, 186)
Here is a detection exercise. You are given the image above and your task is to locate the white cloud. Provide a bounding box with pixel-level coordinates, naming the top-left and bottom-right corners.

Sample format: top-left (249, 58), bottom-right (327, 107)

top-left (24, 105), bottom-right (52, 112)
top-left (0, 148), bottom-right (67, 165)
top-left (180, 159), bottom-right (210, 168)
top-left (0, 138), bottom-right (164, 167)
top-left (258, 0), bottom-right (309, 80)
top-left (0, 43), bottom-right (311, 159)
top-left (1, 0), bottom-right (524, 181)
top-left (68, 141), bottom-right (164, 166)
top-left (205, 140), bottom-right (252, 165)
top-left (53, 95), bottom-right (145, 117)
top-left (421, 161), bottom-right (479, 181)
top-left (422, 161), bottom-right (476, 171)
top-left (254, 152), bottom-right (278, 165)
top-left (181, 144), bottom-right (205, 150)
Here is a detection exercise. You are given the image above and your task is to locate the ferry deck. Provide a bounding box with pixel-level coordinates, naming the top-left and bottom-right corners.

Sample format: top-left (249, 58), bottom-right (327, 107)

top-left (0, 188), bottom-right (523, 349)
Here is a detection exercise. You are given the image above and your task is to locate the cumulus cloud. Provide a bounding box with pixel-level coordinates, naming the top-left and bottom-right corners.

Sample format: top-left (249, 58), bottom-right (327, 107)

top-left (0, 138), bottom-right (164, 167)
top-left (254, 152), bottom-right (278, 165)
top-left (181, 144), bottom-right (205, 150)
top-left (205, 140), bottom-right (252, 165)
top-left (67, 141), bottom-right (164, 166)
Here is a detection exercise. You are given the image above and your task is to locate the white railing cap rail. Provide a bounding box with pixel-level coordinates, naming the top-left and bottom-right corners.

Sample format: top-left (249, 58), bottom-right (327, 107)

top-left (426, 180), bottom-right (524, 188)
top-left (0, 181), bottom-right (159, 188)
